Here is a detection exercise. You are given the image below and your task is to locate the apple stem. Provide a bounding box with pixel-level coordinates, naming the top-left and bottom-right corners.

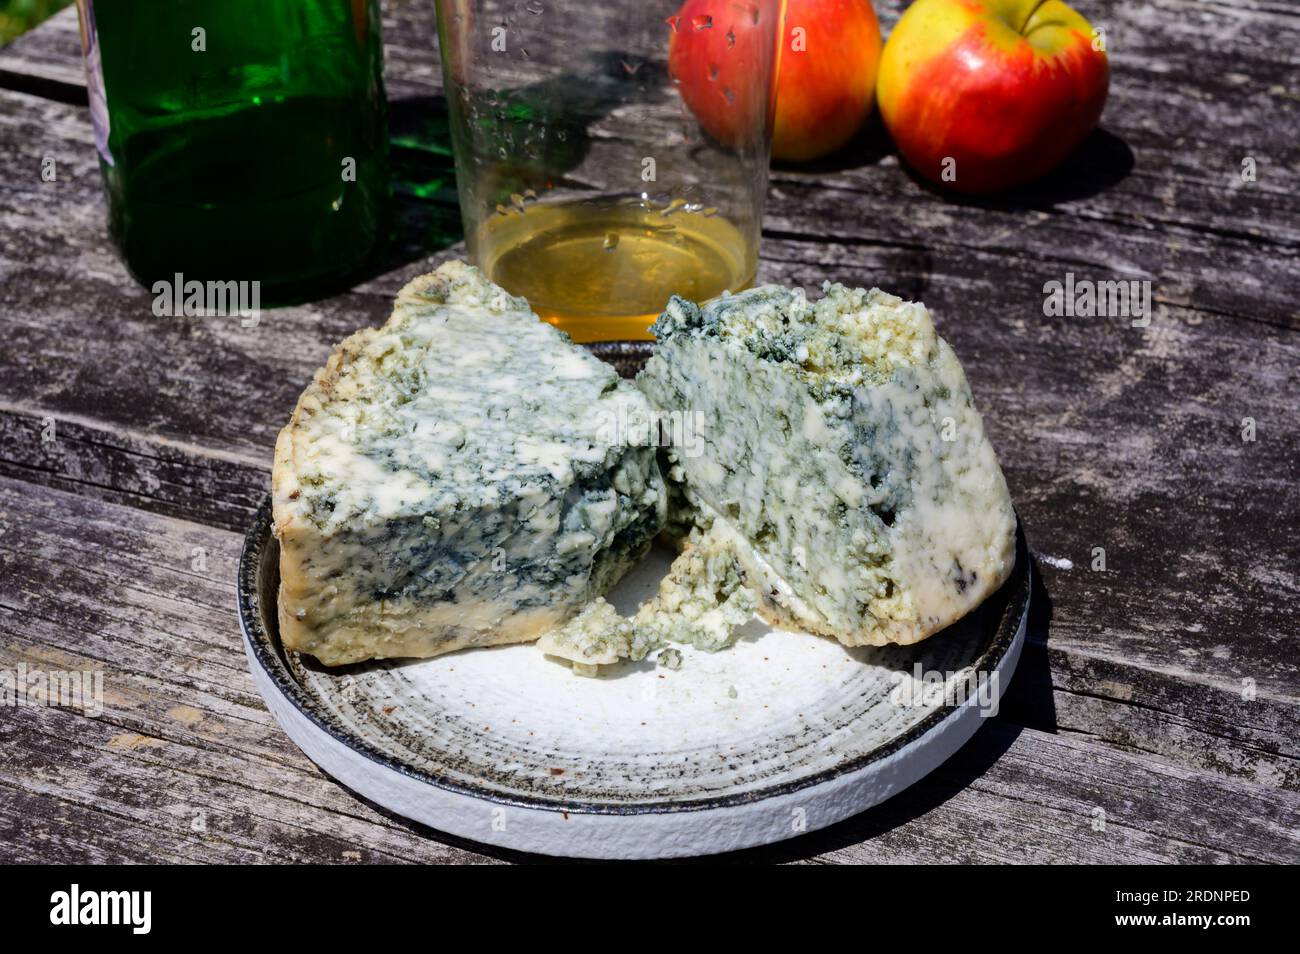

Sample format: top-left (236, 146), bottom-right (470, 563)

top-left (1018, 0), bottom-right (1053, 34)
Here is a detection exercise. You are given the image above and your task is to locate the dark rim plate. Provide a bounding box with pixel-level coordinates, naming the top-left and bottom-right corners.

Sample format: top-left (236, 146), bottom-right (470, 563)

top-left (237, 496), bottom-right (1030, 816)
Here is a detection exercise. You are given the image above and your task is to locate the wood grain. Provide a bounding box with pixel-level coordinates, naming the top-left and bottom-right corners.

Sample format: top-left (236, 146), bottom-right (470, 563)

top-left (1, 0), bottom-right (1297, 862)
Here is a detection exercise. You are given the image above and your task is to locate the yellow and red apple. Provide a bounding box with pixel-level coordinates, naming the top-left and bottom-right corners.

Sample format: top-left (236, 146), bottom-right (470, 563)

top-left (877, 0), bottom-right (1109, 193)
top-left (668, 0), bottom-right (882, 162)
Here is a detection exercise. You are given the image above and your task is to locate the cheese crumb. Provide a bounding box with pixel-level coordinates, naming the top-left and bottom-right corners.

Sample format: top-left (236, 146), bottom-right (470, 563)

top-left (537, 522), bottom-right (758, 676)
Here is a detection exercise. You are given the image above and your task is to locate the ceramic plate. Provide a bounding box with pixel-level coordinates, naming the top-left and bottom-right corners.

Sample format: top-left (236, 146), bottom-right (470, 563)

top-left (238, 504), bottom-right (1029, 859)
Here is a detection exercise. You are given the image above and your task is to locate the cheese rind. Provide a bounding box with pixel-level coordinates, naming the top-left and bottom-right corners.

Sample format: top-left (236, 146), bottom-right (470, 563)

top-left (637, 282), bottom-right (1016, 647)
top-left (272, 262), bottom-right (666, 666)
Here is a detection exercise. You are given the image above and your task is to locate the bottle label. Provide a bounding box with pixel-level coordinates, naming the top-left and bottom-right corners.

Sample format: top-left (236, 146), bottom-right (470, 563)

top-left (75, 0), bottom-right (113, 166)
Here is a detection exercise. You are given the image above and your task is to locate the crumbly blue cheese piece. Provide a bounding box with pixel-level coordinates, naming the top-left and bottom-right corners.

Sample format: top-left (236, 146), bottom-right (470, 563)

top-left (637, 282), bottom-right (1016, 647)
top-left (535, 599), bottom-right (645, 676)
top-left (630, 522), bottom-right (757, 652)
top-left (538, 522), bottom-right (758, 674)
top-left (272, 261), bottom-right (666, 666)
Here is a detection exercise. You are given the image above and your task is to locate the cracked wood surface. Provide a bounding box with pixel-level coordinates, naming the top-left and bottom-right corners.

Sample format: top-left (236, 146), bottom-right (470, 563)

top-left (0, 1), bottom-right (1297, 862)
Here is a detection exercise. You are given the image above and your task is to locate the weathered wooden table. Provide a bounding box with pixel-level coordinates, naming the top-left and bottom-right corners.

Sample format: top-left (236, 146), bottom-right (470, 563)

top-left (0, 1), bottom-right (1296, 864)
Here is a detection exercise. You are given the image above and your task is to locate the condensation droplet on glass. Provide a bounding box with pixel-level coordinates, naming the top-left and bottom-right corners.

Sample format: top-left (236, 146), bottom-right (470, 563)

top-left (692, 14), bottom-right (712, 30)
top-left (603, 232), bottom-right (620, 252)
top-left (664, 15), bottom-right (680, 32)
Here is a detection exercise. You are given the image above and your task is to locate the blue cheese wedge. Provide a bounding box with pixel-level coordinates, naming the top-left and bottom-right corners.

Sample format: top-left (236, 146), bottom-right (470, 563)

top-left (637, 282), bottom-right (1016, 647)
top-left (272, 262), bottom-right (666, 666)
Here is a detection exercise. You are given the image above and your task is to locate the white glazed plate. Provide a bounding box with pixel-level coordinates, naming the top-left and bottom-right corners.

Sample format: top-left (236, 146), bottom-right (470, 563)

top-left (237, 498), bottom-right (1029, 860)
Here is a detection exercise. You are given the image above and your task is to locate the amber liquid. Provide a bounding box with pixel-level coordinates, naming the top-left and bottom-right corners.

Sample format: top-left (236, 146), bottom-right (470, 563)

top-left (475, 196), bottom-right (756, 342)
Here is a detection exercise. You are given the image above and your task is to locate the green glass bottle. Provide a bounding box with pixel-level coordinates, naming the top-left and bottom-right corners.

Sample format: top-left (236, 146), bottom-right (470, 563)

top-left (76, 0), bottom-right (389, 301)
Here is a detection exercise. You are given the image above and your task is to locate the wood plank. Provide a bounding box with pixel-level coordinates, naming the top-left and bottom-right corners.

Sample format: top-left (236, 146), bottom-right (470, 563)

top-left (0, 782), bottom-right (221, 864)
top-left (2, 477), bottom-right (1296, 863)
top-left (1004, 637), bottom-right (1300, 792)
top-left (0, 5), bottom-right (85, 99)
top-left (0, 408), bottom-right (268, 533)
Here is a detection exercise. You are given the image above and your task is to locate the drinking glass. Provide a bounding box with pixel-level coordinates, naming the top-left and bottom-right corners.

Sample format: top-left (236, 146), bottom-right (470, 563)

top-left (434, 0), bottom-right (781, 341)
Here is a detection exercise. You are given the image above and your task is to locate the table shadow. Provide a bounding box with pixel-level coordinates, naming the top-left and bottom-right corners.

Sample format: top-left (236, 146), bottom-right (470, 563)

top-left (771, 118), bottom-right (1133, 212)
top-left (770, 111), bottom-right (896, 175)
top-left (903, 127), bottom-right (1136, 209)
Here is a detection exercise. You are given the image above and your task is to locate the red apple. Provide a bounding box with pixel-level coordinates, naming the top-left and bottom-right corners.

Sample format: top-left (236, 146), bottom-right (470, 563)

top-left (771, 0), bottom-right (882, 161)
top-left (667, 0), bottom-right (775, 152)
top-left (876, 0), bottom-right (1109, 193)
top-left (667, 0), bottom-right (882, 162)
